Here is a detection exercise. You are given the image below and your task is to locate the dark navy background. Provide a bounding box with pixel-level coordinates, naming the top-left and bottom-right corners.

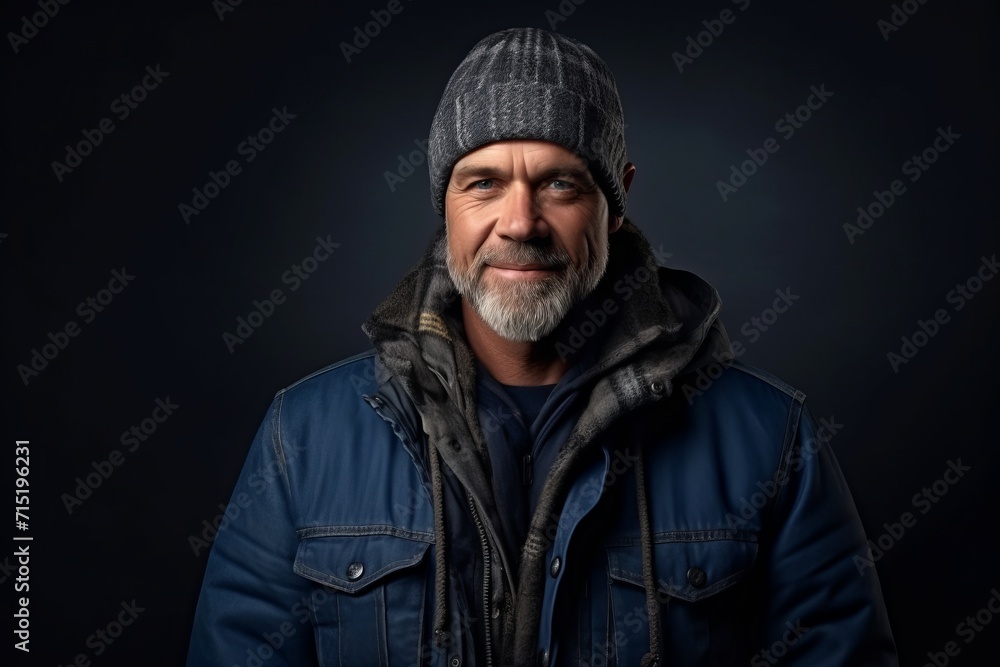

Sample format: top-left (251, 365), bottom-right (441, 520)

top-left (3, 0), bottom-right (998, 664)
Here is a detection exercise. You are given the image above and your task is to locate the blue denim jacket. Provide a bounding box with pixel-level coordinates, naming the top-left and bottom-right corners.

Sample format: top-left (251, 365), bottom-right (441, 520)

top-left (187, 352), bottom-right (897, 666)
top-left (188, 223), bottom-right (897, 666)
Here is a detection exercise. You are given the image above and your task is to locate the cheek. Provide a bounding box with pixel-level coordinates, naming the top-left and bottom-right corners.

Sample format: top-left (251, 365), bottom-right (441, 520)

top-left (554, 214), bottom-right (607, 265)
top-left (446, 219), bottom-right (489, 270)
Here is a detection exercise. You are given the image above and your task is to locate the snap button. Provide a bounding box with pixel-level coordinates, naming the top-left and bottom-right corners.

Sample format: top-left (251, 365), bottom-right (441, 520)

top-left (346, 562), bottom-right (364, 581)
top-left (650, 380), bottom-right (664, 394)
top-left (686, 566), bottom-right (707, 588)
top-left (550, 556), bottom-right (562, 577)
top-left (450, 658), bottom-right (461, 667)
top-left (492, 605), bottom-right (501, 619)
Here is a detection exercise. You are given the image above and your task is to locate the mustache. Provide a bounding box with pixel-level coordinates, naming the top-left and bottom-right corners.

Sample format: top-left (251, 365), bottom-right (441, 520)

top-left (473, 242), bottom-right (570, 270)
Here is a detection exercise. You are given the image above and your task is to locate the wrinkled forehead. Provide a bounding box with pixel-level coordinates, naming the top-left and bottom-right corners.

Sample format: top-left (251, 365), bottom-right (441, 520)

top-left (450, 140), bottom-right (594, 178)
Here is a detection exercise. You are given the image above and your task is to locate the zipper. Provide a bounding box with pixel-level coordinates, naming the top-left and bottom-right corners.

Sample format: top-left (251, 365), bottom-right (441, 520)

top-left (363, 393), bottom-right (420, 449)
top-left (467, 492), bottom-right (494, 667)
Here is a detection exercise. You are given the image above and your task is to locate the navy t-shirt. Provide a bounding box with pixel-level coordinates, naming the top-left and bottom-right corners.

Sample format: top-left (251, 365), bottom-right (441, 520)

top-left (475, 362), bottom-right (589, 564)
top-left (502, 383), bottom-right (555, 430)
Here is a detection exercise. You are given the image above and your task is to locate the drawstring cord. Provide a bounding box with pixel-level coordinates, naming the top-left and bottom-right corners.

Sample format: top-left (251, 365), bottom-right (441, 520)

top-left (429, 442), bottom-right (450, 647)
top-left (635, 446), bottom-right (664, 666)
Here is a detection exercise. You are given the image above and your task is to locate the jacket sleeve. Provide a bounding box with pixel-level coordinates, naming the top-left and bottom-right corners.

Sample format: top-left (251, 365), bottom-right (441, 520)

top-left (187, 393), bottom-right (319, 666)
top-left (757, 402), bottom-right (898, 666)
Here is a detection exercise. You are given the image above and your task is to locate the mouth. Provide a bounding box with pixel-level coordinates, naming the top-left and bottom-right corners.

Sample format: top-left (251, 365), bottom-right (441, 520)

top-left (485, 263), bottom-right (562, 279)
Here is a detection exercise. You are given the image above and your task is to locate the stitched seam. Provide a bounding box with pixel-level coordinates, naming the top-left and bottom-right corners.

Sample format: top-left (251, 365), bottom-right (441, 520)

top-left (727, 360), bottom-right (806, 402)
top-left (297, 552), bottom-right (426, 593)
top-left (771, 399), bottom-right (806, 516)
top-left (297, 525), bottom-right (435, 542)
top-left (277, 350), bottom-right (377, 394)
top-left (271, 392), bottom-right (293, 499)
top-left (604, 530), bottom-right (759, 547)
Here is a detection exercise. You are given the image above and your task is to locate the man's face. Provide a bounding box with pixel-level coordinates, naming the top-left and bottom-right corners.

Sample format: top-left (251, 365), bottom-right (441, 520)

top-left (444, 139), bottom-right (615, 342)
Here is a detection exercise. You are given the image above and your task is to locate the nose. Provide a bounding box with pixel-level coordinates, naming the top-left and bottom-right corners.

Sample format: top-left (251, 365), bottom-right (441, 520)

top-left (494, 183), bottom-right (548, 242)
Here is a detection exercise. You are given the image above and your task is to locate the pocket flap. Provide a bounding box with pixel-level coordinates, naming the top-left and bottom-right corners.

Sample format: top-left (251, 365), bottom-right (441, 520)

top-left (294, 531), bottom-right (432, 594)
top-left (607, 532), bottom-right (758, 603)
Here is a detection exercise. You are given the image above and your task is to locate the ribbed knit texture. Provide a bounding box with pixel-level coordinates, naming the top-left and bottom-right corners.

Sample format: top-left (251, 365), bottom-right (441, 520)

top-left (428, 27), bottom-right (629, 217)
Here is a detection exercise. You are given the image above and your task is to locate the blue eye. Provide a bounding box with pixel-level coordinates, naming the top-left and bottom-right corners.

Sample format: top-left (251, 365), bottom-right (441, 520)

top-left (549, 180), bottom-right (573, 190)
top-left (473, 179), bottom-right (493, 190)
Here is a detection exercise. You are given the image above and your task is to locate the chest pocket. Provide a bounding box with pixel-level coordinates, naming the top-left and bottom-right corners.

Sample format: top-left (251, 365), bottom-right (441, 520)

top-left (294, 531), bottom-right (432, 667)
top-left (605, 533), bottom-right (759, 666)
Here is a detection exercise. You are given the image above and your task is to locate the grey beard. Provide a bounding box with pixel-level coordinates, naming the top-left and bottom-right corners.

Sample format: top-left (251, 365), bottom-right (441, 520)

top-left (446, 234), bottom-right (609, 343)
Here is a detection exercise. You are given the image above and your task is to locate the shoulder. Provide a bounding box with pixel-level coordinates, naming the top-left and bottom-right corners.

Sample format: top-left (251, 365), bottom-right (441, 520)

top-left (721, 359), bottom-right (806, 404)
top-left (673, 359), bottom-right (809, 460)
top-left (678, 357), bottom-right (806, 409)
top-left (272, 349), bottom-right (381, 418)
top-left (279, 349), bottom-right (378, 393)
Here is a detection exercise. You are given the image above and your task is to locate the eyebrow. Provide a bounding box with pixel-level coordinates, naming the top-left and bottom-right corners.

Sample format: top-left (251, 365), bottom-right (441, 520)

top-left (453, 165), bottom-right (506, 180)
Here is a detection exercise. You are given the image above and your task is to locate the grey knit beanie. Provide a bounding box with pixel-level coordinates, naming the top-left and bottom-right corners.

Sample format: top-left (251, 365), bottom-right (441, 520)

top-left (428, 27), bottom-right (628, 218)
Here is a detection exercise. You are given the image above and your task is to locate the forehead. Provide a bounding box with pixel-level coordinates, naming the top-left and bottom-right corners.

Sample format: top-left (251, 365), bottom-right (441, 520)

top-left (451, 139), bottom-right (589, 174)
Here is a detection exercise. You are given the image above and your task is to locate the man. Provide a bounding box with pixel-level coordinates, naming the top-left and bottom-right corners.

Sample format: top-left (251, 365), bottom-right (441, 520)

top-left (188, 27), bottom-right (897, 666)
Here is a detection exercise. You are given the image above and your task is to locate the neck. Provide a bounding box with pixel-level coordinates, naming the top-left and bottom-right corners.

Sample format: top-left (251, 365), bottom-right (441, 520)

top-left (461, 299), bottom-right (568, 386)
